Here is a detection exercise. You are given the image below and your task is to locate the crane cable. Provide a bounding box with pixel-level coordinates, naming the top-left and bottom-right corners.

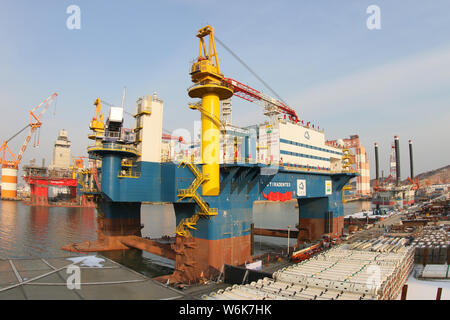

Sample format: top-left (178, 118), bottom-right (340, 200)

top-left (33, 128), bottom-right (37, 147)
top-left (6, 124), bottom-right (31, 144)
top-left (7, 95), bottom-right (57, 144)
top-left (101, 99), bottom-right (136, 118)
top-left (53, 94), bottom-right (58, 115)
top-left (215, 36), bottom-right (289, 106)
top-left (36, 127), bottom-right (40, 147)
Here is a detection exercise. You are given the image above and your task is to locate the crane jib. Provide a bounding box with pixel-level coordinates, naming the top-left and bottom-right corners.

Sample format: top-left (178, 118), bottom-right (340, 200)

top-left (1, 93), bottom-right (58, 168)
top-left (223, 77), bottom-right (299, 121)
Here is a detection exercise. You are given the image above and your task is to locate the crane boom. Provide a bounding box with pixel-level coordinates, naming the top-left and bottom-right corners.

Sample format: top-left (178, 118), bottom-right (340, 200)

top-left (0, 92), bottom-right (57, 199)
top-left (29, 92), bottom-right (57, 121)
top-left (222, 77), bottom-right (299, 121)
top-left (15, 93), bottom-right (58, 165)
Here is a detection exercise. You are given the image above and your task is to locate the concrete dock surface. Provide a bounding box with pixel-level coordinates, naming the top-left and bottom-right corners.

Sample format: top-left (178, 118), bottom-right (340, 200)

top-left (0, 255), bottom-right (183, 300)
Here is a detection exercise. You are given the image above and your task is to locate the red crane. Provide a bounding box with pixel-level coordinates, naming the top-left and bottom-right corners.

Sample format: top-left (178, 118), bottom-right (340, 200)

top-left (0, 93), bottom-right (58, 170)
top-left (223, 77), bottom-right (299, 122)
top-left (162, 133), bottom-right (185, 143)
top-left (0, 93), bottom-right (57, 199)
top-left (213, 36), bottom-right (299, 122)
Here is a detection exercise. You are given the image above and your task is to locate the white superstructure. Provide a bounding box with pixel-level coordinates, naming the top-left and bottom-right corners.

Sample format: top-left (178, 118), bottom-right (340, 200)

top-left (49, 129), bottom-right (71, 170)
top-left (134, 92), bottom-right (164, 162)
top-left (133, 95), bottom-right (344, 171)
top-left (180, 118), bottom-right (343, 171)
top-left (276, 120), bottom-right (343, 170)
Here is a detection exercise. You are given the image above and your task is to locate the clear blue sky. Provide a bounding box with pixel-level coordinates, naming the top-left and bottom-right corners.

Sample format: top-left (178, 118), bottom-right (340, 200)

top-left (1, 0), bottom-right (449, 183)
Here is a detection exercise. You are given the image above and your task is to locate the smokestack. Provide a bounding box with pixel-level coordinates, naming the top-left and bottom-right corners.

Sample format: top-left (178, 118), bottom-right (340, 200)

top-left (374, 142), bottom-right (380, 211)
top-left (409, 140), bottom-right (414, 179)
top-left (374, 142), bottom-right (380, 182)
top-left (394, 136), bottom-right (400, 186)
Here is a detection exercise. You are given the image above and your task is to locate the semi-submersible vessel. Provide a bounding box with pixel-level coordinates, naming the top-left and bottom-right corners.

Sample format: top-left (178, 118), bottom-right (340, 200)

top-left (67, 26), bottom-right (356, 283)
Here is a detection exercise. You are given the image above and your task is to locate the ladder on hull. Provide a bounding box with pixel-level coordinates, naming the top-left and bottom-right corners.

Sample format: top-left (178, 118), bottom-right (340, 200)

top-left (175, 161), bottom-right (218, 237)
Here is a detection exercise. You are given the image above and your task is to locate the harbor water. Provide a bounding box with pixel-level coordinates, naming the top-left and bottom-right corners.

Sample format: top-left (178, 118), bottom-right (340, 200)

top-left (0, 199), bottom-right (371, 277)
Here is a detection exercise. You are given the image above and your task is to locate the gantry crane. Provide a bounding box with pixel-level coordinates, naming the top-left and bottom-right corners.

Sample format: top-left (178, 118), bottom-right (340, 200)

top-left (0, 93), bottom-right (58, 199)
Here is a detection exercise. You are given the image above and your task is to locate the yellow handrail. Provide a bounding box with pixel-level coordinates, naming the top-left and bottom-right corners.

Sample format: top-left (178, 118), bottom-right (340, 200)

top-left (175, 160), bottom-right (218, 237)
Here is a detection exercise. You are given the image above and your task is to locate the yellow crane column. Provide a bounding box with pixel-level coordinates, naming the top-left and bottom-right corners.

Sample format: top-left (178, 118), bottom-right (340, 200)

top-left (201, 93), bottom-right (220, 195)
top-left (188, 25), bottom-right (233, 196)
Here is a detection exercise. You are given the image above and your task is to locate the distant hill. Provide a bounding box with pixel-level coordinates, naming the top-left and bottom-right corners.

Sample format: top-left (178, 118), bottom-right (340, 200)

top-left (414, 164), bottom-right (450, 185)
top-left (369, 164), bottom-right (450, 187)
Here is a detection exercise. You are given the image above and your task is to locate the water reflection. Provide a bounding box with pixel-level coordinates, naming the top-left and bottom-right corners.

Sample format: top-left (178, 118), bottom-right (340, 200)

top-left (343, 200), bottom-right (372, 215)
top-left (101, 249), bottom-right (174, 278)
top-left (1, 199), bottom-right (371, 276)
top-left (253, 200), bottom-right (299, 254)
top-left (0, 200), bottom-right (97, 259)
top-left (141, 204), bottom-right (176, 238)
top-left (0, 200), bottom-right (18, 256)
top-left (251, 200), bottom-right (372, 254)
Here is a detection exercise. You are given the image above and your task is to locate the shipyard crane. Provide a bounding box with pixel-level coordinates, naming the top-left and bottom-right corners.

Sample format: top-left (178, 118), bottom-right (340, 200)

top-left (176, 25), bottom-right (302, 236)
top-left (86, 97), bottom-right (106, 193)
top-left (222, 77), bottom-right (299, 122)
top-left (88, 98), bottom-right (105, 140)
top-left (188, 26), bottom-right (299, 124)
top-left (213, 34), bottom-right (299, 122)
top-left (162, 133), bottom-right (185, 143)
top-left (87, 96), bottom-right (186, 192)
top-left (0, 93), bottom-right (58, 199)
top-left (96, 98), bottom-right (186, 143)
top-left (0, 92), bottom-right (58, 167)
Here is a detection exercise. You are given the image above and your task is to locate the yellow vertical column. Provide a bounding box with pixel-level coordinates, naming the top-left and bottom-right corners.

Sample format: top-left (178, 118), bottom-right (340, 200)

top-left (201, 93), bottom-right (220, 196)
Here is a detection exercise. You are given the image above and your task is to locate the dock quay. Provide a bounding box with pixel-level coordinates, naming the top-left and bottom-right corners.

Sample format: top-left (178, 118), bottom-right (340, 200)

top-left (0, 253), bottom-right (293, 300)
top-left (0, 255), bottom-right (182, 300)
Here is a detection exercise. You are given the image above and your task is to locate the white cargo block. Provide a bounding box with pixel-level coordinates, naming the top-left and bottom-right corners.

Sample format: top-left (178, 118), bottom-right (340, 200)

top-left (109, 107), bottom-right (123, 123)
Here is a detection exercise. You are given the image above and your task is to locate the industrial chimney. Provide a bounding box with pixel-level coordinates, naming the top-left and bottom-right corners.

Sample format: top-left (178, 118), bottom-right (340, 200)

top-left (409, 140), bottom-right (414, 179)
top-left (394, 136), bottom-right (401, 186)
top-left (374, 142), bottom-right (380, 183)
top-left (374, 142), bottom-right (380, 211)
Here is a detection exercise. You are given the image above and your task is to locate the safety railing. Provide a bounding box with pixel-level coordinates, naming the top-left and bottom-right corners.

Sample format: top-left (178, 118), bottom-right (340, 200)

top-left (79, 187), bottom-right (100, 193)
top-left (280, 163), bottom-right (357, 174)
top-left (118, 163), bottom-right (141, 178)
top-left (118, 169), bottom-right (141, 178)
top-left (187, 80), bottom-right (227, 93)
top-left (87, 142), bottom-right (139, 155)
top-left (121, 159), bottom-right (134, 167)
top-left (134, 105), bottom-right (152, 116)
